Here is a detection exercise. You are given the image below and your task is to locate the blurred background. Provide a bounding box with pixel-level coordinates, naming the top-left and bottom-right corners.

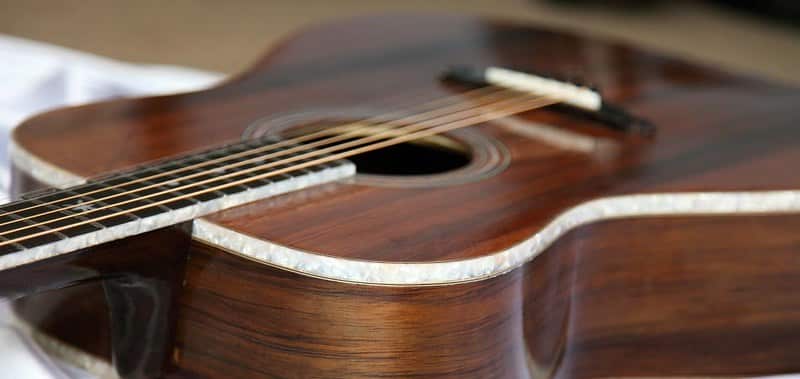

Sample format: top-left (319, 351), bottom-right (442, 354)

top-left (0, 0), bottom-right (797, 83)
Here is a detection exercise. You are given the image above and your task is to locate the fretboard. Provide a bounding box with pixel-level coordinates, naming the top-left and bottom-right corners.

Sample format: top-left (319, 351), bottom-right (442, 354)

top-left (0, 137), bottom-right (355, 270)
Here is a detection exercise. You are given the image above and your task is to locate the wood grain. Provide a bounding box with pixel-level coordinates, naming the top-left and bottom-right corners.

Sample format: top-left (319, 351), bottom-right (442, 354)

top-left (7, 13), bottom-right (800, 378)
top-left (15, 187), bottom-right (800, 377)
top-left (13, 15), bottom-right (800, 263)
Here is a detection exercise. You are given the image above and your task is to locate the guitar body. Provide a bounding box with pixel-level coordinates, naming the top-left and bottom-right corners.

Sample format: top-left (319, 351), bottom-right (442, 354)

top-left (8, 14), bottom-right (800, 379)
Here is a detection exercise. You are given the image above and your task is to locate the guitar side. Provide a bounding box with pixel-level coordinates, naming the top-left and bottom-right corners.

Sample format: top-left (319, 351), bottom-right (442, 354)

top-left (8, 13), bottom-right (800, 378)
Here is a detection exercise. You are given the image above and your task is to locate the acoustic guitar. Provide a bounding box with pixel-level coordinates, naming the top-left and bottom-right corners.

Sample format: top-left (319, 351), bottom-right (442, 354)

top-left (2, 13), bottom-right (799, 379)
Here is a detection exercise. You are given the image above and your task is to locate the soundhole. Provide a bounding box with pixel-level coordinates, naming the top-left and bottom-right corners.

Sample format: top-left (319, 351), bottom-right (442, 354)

top-left (244, 108), bottom-right (509, 188)
top-left (312, 134), bottom-right (470, 176)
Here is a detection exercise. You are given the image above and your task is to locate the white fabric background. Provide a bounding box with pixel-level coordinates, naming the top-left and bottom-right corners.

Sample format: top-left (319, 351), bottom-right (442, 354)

top-left (0, 34), bottom-right (222, 379)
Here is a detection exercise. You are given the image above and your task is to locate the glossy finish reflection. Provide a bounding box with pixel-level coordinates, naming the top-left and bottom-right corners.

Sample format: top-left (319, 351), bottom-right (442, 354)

top-left (11, 221), bottom-right (192, 379)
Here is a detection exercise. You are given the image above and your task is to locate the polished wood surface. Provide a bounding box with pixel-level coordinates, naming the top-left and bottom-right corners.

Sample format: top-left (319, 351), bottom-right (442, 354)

top-left (7, 13), bottom-right (800, 378)
top-left (182, 215), bottom-right (800, 378)
top-left (10, 221), bottom-right (192, 378)
top-left (15, 14), bottom-right (800, 262)
top-left (15, 172), bottom-right (800, 377)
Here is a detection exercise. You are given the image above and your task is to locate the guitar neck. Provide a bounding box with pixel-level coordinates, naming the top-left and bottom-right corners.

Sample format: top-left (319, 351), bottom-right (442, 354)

top-left (0, 137), bottom-right (355, 271)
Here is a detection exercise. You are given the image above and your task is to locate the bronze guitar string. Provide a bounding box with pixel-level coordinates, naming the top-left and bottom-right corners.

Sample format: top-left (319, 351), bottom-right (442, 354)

top-left (0, 92), bottom-right (555, 244)
top-left (0, 94), bottom-right (558, 247)
top-left (0, 86), bottom-right (528, 231)
top-left (0, 86), bottom-right (513, 228)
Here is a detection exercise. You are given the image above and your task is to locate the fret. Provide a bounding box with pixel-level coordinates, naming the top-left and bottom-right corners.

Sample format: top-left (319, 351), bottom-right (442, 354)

top-left (35, 186), bottom-right (145, 218)
top-left (203, 159), bottom-right (277, 189)
top-left (0, 208), bottom-right (66, 248)
top-left (22, 198), bottom-right (105, 238)
top-left (184, 141), bottom-right (264, 168)
top-left (23, 215), bottom-right (103, 238)
top-left (137, 167), bottom-right (226, 203)
top-left (66, 188), bottom-right (168, 223)
top-left (108, 172), bottom-right (201, 211)
top-left (150, 163), bottom-right (251, 195)
top-left (170, 140), bottom-right (257, 163)
top-left (32, 193), bottom-right (137, 229)
top-left (0, 200), bottom-right (82, 239)
top-left (149, 140), bottom-right (328, 191)
top-left (211, 158), bottom-right (311, 188)
top-left (65, 184), bottom-right (168, 219)
top-left (150, 138), bottom-right (255, 167)
top-left (82, 138), bottom-right (253, 188)
top-left (148, 162), bottom-right (252, 195)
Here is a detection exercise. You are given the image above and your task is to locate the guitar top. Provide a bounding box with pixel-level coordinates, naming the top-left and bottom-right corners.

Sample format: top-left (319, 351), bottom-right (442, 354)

top-left (6, 13), bottom-right (800, 379)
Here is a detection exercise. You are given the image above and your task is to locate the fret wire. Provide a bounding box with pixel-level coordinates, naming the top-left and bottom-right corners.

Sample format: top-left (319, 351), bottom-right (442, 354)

top-left (70, 183), bottom-right (172, 217)
top-left (59, 190), bottom-right (142, 218)
top-left (0, 95), bottom-right (557, 248)
top-left (33, 196), bottom-right (134, 231)
top-left (0, 201), bottom-right (70, 241)
top-left (0, 200), bottom-right (68, 246)
top-left (152, 170), bottom-right (231, 200)
top-left (0, 86), bottom-right (509, 226)
top-left (30, 198), bottom-right (107, 238)
top-left (37, 194), bottom-right (113, 226)
top-left (128, 176), bottom-right (200, 209)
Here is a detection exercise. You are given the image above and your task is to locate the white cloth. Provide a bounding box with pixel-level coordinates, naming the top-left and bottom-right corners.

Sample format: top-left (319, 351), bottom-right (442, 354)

top-left (0, 34), bottom-right (223, 379)
top-left (0, 34), bottom-right (223, 201)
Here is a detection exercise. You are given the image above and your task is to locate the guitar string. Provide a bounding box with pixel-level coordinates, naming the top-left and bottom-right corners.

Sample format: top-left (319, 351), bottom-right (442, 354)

top-left (0, 89), bottom-right (544, 240)
top-left (0, 95), bottom-right (558, 247)
top-left (0, 85), bottom-right (512, 227)
top-left (0, 95), bottom-right (559, 246)
top-left (1, 86), bottom-right (521, 230)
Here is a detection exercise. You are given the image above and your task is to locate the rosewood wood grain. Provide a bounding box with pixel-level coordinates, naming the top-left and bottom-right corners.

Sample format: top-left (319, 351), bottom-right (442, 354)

top-left (6, 13), bottom-right (800, 379)
top-left (13, 15), bottom-right (800, 263)
top-left (174, 215), bottom-right (800, 378)
top-left (15, 167), bottom-right (800, 377)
